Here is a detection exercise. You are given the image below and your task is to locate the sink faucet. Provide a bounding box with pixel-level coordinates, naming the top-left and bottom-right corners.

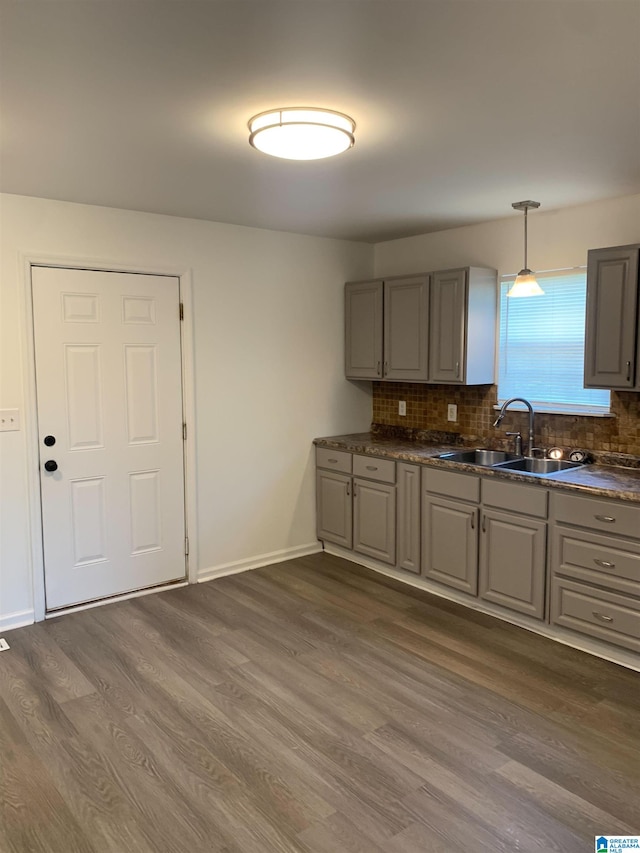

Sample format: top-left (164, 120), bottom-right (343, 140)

top-left (493, 397), bottom-right (535, 455)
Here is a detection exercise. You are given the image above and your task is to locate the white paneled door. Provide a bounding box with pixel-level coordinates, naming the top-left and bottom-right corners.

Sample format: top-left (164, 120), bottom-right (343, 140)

top-left (32, 267), bottom-right (187, 610)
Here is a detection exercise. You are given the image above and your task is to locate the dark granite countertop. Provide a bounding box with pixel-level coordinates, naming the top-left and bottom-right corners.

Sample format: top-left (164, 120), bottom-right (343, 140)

top-left (314, 432), bottom-right (640, 504)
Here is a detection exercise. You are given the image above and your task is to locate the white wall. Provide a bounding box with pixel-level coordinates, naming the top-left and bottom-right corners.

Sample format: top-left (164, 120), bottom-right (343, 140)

top-left (0, 194), bottom-right (374, 628)
top-left (374, 194), bottom-right (640, 279)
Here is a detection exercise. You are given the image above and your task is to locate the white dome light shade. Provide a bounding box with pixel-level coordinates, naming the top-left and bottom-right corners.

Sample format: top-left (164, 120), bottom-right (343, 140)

top-left (248, 108), bottom-right (355, 160)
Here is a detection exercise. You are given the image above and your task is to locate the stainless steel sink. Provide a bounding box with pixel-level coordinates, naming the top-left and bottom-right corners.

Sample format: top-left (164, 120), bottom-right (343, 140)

top-left (437, 449), bottom-right (522, 467)
top-left (494, 457), bottom-right (582, 475)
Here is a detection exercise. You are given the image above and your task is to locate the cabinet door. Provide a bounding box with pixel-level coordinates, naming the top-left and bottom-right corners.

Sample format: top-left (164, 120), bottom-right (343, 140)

top-left (422, 495), bottom-right (478, 594)
top-left (479, 509), bottom-right (546, 619)
top-left (316, 470), bottom-right (352, 549)
top-left (584, 247), bottom-right (639, 389)
top-left (383, 276), bottom-right (429, 381)
top-left (397, 463), bottom-right (421, 574)
top-left (429, 269), bottom-right (467, 383)
top-left (353, 478), bottom-right (396, 565)
top-left (345, 280), bottom-right (383, 379)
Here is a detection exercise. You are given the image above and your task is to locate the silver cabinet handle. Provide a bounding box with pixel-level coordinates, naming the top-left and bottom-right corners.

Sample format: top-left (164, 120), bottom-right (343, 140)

top-left (328, 458), bottom-right (338, 464)
top-left (383, 361), bottom-right (388, 376)
top-left (594, 559), bottom-right (615, 569)
top-left (626, 360), bottom-right (632, 382)
top-left (455, 361), bottom-right (460, 378)
top-left (592, 611), bottom-right (614, 623)
top-left (365, 465), bottom-right (378, 471)
top-left (376, 361), bottom-right (381, 377)
top-left (595, 515), bottom-right (616, 523)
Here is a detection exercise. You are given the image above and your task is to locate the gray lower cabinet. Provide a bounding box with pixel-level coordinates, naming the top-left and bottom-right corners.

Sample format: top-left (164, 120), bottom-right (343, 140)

top-left (422, 467), bottom-right (480, 595)
top-left (353, 478), bottom-right (396, 565)
top-left (396, 463), bottom-right (421, 574)
top-left (479, 509), bottom-right (547, 619)
top-left (550, 491), bottom-right (640, 652)
top-left (316, 469), bottom-right (352, 549)
top-left (584, 244), bottom-right (640, 389)
top-left (479, 478), bottom-right (548, 620)
top-left (423, 495), bottom-right (478, 595)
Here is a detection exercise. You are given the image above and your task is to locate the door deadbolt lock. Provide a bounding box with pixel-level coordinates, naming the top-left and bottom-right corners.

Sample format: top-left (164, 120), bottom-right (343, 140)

top-left (44, 435), bottom-right (56, 446)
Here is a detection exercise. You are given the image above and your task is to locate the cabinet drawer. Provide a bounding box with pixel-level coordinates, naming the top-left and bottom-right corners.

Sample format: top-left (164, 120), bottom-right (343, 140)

top-left (482, 479), bottom-right (547, 518)
top-left (552, 492), bottom-right (640, 540)
top-left (316, 447), bottom-right (352, 474)
top-left (352, 454), bottom-right (395, 484)
top-left (551, 577), bottom-right (640, 653)
top-left (423, 467), bottom-right (480, 502)
top-left (552, 526), bottom-right (640, 596)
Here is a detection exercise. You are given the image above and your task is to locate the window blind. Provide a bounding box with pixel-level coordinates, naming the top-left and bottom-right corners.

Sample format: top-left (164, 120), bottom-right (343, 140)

top-left (498, 269), bottom-right (611, 414)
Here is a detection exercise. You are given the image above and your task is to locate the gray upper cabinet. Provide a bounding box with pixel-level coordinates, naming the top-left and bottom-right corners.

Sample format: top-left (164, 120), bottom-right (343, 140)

top-left (429, 267), bottom-right (497, 385)
top-left (584, 245), bottom-right (640, 389)
top-left (345, 280), bottom-right (383, 379)
top-left (346, 267), bottom-right (496, 385)
top-left (345, 275), bottom-right (428, 381)
top-left (384, 276), bottom-right (430, 381)
top-left (429, 269), bottom-right (466, 382)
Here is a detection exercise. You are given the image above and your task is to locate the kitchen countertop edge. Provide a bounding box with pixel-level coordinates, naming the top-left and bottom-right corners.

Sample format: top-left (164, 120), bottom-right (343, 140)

top-left (314, 433), bottom-right (640, 504)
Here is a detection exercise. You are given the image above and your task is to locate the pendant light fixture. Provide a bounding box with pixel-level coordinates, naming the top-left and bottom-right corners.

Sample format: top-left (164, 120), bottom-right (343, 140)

top-left (507, 200), bottom-right (544, 297)
top-left (248, 107), bottom-right (355, 160)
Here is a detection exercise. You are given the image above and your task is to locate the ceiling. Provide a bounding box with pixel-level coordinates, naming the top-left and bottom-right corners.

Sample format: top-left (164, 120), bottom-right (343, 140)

top-left (1, 1), bottom-right (639, 243)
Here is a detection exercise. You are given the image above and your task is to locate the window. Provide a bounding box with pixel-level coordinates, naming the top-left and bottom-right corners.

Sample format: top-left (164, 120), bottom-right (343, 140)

top-left (498, 269), bottom-right (611, 415)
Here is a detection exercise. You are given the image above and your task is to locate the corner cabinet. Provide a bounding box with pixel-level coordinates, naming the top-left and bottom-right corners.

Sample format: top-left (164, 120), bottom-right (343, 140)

top-left (345, 267), bottom-right (496, 385)
top-left (584, 244), bottom-right (640, 389)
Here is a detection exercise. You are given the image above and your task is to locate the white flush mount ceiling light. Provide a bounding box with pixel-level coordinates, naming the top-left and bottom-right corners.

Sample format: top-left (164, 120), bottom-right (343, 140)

top-left (508, 200), bottom-right (544, 297)
top-left (248, 108), bottom-right (355, 160)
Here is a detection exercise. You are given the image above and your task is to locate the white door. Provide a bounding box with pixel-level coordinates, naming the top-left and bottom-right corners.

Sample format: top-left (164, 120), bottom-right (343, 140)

top-left (32, 266), bottom-right (187, 610)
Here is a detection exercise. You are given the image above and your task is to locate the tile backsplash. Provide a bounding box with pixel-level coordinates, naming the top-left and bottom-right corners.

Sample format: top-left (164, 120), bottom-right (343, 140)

top-left (372, 382), bottom-right (640, 460)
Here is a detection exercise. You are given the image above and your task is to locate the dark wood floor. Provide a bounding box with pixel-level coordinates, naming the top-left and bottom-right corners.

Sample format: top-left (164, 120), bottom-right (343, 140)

top-left (1, 553), bottom-right (638, 853)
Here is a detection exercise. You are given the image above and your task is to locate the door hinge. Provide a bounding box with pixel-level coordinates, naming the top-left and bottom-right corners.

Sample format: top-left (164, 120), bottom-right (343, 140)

top-left (182, 422), bottom-right (187, 440)
top-left (185, 537), bottom-right (189, 556)
top-left (179, 302), bottom-right (184, 321)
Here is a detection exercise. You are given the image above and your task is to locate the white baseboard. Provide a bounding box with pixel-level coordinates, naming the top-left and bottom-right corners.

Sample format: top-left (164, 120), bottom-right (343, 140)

top-left (198, 543), bottom-right (322, 583)
top-left (0, 609), bottom-right (35, 632)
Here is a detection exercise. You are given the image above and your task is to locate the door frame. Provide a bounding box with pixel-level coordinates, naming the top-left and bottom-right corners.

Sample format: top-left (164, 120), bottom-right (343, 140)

top-left (20, 253), bottom-right (198, 621)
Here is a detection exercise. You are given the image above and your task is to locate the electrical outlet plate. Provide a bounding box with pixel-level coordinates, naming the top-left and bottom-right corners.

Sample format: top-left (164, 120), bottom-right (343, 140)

top-left (0, 638), bottom-right (10, 652)
top-left (399, 400), bottom-right (406, 416)
top-left (447, 404), bottom-right (457, 422)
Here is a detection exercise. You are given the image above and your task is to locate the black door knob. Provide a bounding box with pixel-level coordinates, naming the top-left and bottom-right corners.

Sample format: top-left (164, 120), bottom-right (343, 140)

top-left (44, 435), bottom-right (56, 447)
top-left (44, 460), bottom-right (58, 472)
